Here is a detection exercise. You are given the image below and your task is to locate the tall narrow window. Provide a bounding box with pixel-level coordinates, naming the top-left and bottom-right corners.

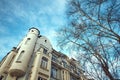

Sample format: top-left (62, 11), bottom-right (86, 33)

top-left (43, 48), bottom-right (47, 54)
top-left (16, 50), bottom-right (24, 62)
top-left (25, 38), bottom-right (31, 44)
top-left (62, 71), bottom-right (64, 80)
top-left (62, 61), bottom-right (67, 68)
top-left (51, 67), bottom-right (57, 78)
top-left (41, 57), bottom-right (48, 69)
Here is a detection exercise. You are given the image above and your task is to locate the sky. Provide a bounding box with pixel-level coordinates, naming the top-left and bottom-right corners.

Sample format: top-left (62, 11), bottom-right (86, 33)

top-left (0, 0), bottom-right (71, 60)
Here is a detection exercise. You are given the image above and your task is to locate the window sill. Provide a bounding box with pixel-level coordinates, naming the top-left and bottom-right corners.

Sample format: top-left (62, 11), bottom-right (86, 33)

top-left (16, 61), bottom-right (22, 63)
top-left (40, 67), bottom-right (49, 71)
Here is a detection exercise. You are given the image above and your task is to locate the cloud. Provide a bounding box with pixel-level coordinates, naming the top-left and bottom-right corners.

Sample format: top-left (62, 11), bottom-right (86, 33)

top-left (0, 37), bottom-right (20, 60)
top-left (0, 0), bottom-right (67, 60)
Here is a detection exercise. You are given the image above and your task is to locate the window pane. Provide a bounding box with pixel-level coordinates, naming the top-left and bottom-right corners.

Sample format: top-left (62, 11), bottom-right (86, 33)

top-left (43, 48), bottom-right (47, 54)
top-left (51, 67), bottom-right (57, 78)
top-left (38, 77), bottom-right (44, 80)
top-left (0, 75), bottom-right (4, 80)
top-left (41, 57), bottom-right (48, 69)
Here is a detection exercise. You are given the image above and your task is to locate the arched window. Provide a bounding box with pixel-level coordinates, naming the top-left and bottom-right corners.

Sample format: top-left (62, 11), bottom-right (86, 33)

top-left (41, 57), bottom-right (48, 69)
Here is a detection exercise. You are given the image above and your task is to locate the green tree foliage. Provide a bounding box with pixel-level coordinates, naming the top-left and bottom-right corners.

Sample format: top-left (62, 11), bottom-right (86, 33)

top-left (57, 0), bottom-right (120, 79)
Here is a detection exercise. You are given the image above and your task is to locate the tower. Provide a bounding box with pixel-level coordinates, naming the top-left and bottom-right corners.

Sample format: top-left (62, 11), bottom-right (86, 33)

top-left (9, 28), bottom-right (39, 78)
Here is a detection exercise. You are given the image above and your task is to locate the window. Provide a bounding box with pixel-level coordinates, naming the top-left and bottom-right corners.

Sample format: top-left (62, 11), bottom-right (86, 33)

top-left (62, 61), bottom-right (67, 68)
top-left (16, 50), bottom-right (24, 62)
top-left (52, 55), bottom-right (58, 62)
top-left (0, 75), bottom-right (3, 80)
top-left (51, 67), bottom-right (57, 78)
top-left (70, 64), bottom-right (76, 71)
top-left (45, 40), bottom-right (47, 42)
top-left (70, 76), bottom-right (74, 80)
top-left (70, 75), bottom-right (78, 80)
top-left (77, 68), bottom-right (81, 76)
top-left (62, 71), bottom-right (64, 80)
top-left (41, 57), bottom-right (48, 69)
top-left (43, 48), bottom-right (47, 54)
top-left (39, 45), bottom-right (48, 54)
top-left (38, 77), bottom-right (46, 80)
top-left (31, 30), bottom-right (34, 32)
top-left (25, 38), bottom-right (31, 44)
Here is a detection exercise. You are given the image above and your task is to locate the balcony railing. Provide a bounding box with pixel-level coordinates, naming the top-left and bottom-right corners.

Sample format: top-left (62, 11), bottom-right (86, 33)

top-left (52, 57), bottom-right (61, 65)
top-left (51, 57), bottom-right (81, 77)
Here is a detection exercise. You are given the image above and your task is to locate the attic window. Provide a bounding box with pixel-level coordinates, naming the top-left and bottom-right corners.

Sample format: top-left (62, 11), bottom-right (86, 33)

top-left (45, 40), bottom-right (47, 42)
top-left (31, 30), bottom-right (34, 32)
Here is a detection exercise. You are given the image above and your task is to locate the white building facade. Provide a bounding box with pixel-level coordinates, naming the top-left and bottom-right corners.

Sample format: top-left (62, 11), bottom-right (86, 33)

top-left (0, 27), bottom-right (87, 80)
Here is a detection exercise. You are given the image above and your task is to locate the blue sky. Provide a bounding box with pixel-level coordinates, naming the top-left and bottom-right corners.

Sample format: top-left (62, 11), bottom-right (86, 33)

top-left (0, 0), bottom-right (68, 60)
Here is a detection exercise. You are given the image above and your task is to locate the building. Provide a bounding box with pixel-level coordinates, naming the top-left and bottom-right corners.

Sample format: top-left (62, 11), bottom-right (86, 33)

top-left (0, 27), bottom-right (87, 80)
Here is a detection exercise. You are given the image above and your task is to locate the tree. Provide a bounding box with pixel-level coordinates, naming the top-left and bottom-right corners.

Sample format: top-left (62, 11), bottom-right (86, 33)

top-left (57, 0), bottom-right (120, 79)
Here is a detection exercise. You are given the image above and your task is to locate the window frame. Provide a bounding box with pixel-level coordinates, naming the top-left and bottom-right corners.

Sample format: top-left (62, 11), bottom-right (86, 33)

top-left (38, 76), bottom-right (46, 80)
top-left (51, 67), bottom-right (58, 78)
top-left (39, 44), bottom-right (48, 54)
top-left (41, 57), bottom-right (48, 69)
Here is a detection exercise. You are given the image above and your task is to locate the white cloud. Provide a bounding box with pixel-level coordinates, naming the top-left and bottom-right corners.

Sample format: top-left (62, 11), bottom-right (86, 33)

top-left (0, 0), bottom-right (67, 60)
top-left (0, 37), bottom-right (20, 60)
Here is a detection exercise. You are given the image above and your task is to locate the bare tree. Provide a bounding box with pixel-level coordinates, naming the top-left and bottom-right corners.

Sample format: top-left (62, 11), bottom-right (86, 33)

top-left (57, 0), bottom-right (120, 80)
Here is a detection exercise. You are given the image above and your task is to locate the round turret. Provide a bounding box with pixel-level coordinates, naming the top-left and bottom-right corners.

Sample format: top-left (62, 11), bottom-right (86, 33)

top-left (9, 27), bottom-right (39, 77)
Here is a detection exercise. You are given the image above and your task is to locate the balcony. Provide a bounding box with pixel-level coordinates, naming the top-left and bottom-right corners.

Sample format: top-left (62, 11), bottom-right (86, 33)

top-left (52, 57), bottom-right (62, 67)
top-left (52, 57), bottom-right (59, 62)
top-left (68, 66), bottom-right (81, 77)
